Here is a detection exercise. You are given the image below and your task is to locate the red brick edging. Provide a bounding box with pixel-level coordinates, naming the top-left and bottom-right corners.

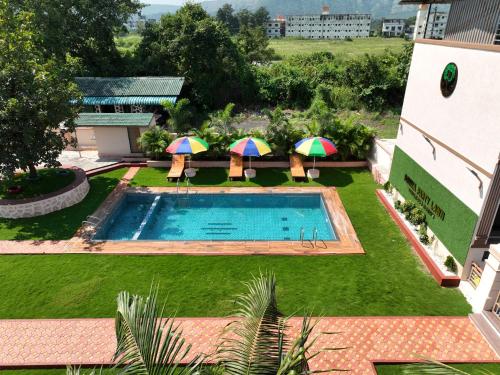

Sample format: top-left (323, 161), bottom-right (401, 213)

top-left (376, 190), bottom-right (461, 288)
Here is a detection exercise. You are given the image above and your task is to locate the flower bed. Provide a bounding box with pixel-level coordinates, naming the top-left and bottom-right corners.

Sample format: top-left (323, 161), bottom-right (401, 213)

top-left (376, 189), bottom-right (461, 287)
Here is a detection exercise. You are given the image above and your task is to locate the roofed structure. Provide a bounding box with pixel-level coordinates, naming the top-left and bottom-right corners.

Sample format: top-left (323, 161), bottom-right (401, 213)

top-left (75, 77), bottom-right (185, 106)
top-left (75, 113), bottom-right (155, 127)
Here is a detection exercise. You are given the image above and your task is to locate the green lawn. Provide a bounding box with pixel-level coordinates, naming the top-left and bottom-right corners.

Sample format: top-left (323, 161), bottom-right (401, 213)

top-left (376, 363), bottom-right (500, 375)
top-left (0, 168), bottom-right (127, 240)
top-left (269, 37), bottom-right (408, 59)
top-left (0, 168), bottom-right (470, 318)
top-left (0, 168), bottom-right (75, 200)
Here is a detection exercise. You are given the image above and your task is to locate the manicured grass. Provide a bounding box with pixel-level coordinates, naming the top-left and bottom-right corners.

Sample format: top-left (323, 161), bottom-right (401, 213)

top-left (0, 168), bottom-right (127, 240)
top-left (376, 363), bottom-right (500, 375)
top-left (0, 169), bottom-right (75, 200)
top-left (130, 167), bottom-right (344, 188)
top-left (269, 37), bottom-right (407, 59)
top-left (0, 168), bottom-right (470, 318)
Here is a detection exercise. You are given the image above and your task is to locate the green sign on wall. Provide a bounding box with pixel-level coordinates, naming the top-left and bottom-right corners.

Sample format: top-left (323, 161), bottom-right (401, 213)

top-left (441, 62), bottom-right (458, 98)
top-left (389, 147), bottom-right (477, 264)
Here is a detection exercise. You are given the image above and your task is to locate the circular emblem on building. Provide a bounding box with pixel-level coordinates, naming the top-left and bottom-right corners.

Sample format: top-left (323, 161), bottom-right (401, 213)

top-left (441, 63), bottom-right (458, 97)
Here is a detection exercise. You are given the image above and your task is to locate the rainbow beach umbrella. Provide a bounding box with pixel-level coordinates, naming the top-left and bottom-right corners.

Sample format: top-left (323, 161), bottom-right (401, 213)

top-left (166, 136), bottom-right (209, 155)
top-left (230, 137), bottom-right (271, 170)
top-left (295, 137), bottom-right (337, 170)
top-left (166, 136), bottom-right (209, 169)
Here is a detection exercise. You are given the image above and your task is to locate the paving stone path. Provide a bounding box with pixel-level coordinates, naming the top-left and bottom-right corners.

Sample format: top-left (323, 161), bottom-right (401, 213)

top-left (0, 317), bottom-right (497, 374)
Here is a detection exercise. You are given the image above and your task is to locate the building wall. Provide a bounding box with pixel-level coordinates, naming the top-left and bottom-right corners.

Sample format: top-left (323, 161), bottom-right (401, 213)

top-left (285, 14), bottom-right (370, 39)
top-left (266, 21), bottom-right (283, 38)
top-left (75, 128), bottom-right (96, 149)
top-left (94, 127), bottom-right (131, 157)
top-left (390, 41), bottom-right (500, 264)
top-left (382, 19), bottom-right (405, 37)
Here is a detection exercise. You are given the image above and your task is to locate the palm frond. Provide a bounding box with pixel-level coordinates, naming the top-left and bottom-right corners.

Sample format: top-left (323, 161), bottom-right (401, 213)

top-left (217, 272), bottom-right (285, 375)
top-left (113, 285), bottom-right (203, 375)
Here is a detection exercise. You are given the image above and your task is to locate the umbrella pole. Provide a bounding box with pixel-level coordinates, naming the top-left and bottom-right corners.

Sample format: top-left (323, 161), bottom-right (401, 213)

top-left (249, 156), bottom-right (252, 170)
top-left (313, 156), bottom-right (316, 170)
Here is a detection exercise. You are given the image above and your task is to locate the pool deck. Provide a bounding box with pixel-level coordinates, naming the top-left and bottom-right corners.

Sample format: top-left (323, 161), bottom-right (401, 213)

top-left (73, 186), bottom-right (365, 256)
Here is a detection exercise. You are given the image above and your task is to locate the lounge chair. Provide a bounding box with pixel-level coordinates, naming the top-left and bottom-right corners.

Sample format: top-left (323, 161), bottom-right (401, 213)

top-left (229, 153), bottom-right (243, 180)
top-left (167, 154), bottom-right (185, 181)
top-left (290, 153), bottom-right (306, 181)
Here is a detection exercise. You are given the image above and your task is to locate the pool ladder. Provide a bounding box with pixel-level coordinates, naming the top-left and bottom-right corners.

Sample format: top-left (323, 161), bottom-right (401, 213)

top-left (300, 226), bottom-right (319, 248)
top-left (176, 178), bottom-right (190, 196)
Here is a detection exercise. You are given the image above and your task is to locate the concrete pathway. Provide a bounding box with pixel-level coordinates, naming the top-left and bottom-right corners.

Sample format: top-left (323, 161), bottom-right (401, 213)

top-left (58, 151), bottom-right (119, 172)
top-left (0, 317), bottom-right (497, 374)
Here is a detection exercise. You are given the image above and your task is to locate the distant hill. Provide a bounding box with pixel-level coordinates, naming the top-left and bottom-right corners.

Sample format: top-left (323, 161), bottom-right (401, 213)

top-left (140, 4), bottom-right (181, 20)
top-left (200, 0), bottom-right (418, 19)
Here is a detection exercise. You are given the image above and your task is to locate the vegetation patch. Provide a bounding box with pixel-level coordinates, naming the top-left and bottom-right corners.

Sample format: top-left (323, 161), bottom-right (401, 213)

top-left (0, 168), bottom-right (75, 200)
top-left (0, 169), bottom-right (470, 318)
top-left (376, 363), bottom-right (500, 375)
top-left (0, 168), bottom-right (127, 240)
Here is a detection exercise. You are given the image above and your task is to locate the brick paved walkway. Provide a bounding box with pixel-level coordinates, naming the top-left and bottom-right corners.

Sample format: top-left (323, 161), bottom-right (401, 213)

top-left (0, 317), bottom-right (497, 374)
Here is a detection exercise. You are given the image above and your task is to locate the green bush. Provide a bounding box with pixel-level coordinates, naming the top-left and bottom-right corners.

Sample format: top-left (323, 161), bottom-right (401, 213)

top-left (383, 181), bottom-right (392, 193)
top-left (408, 207), bottom-right (426, 226)
top-left (444, 256), bottom-right (458, 274)
top-left (419, 224), bottom-right (430, 245)
top-left (401, 200), bottom-right (416, 215)
top-left (137, 126), bottom-right (173, 160)
top-left (394, 200), bottom-right (402, 211)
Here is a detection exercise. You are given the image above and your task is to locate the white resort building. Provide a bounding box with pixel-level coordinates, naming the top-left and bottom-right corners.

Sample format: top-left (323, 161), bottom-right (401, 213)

top-left (285, 6), bottom-right (371, 40)
top-left (391, 0), bottom-right (500, 338)
top-left (382, 18), bottom-right (406, 37)
top-left (414, 5), bottom-right (449, 39)
top-left (265, 17), bottom-right (285, 38)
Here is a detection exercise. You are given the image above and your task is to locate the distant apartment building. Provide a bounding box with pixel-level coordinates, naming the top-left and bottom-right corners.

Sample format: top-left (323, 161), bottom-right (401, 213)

top-left (265, 17), bottom-right (286, 38)
top-left (285, 6), bottom-right (371, 40)
top-left (382, 18), bottom-right (406, 37)
top-left (414, 7), bottom-right (448, 39)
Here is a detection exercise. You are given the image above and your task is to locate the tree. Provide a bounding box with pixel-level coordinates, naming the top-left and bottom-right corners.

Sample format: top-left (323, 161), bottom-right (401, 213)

top-left (137, 126), bottom-right (172, 160)
top-left (253, 7), bottom-right (270, 28)
top-left (236, 9), bottom-right (254, 28)
top-left (216, 4), bottom-right (239, 34)
top-left (0, 1), bottom-right (81, 180)
top-left (162, 98), bottom-right (193, 134)
top-left (11, 0), bottom-right (142, 75)
top-left (264, 107), bottom-right (302, 157)
top-left (137, 4), bottom-right (256, 109)
top-left (236, 26), bottom-right (275, 64)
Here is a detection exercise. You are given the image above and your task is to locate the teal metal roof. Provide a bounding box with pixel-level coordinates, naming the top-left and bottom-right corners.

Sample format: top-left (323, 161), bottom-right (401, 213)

top-left (75, 77), bottom-right (185, 97)
top-left (75, 113), bottom-right (154, 127)
top-left (82, 96), bottom-right (177, 106)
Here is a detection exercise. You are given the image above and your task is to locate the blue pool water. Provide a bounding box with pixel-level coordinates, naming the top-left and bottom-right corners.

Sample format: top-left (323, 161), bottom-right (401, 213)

top-left (94, 193), bottom-right (336, 241)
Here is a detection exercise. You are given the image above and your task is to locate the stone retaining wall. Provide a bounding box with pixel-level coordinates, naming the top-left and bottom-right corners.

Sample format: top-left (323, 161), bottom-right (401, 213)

top-left (0, 168), bottom-right (89, 219)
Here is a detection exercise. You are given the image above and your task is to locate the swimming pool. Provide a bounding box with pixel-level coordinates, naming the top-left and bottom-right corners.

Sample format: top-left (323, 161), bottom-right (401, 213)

top-left (94, 193), bottom-right (336, 241)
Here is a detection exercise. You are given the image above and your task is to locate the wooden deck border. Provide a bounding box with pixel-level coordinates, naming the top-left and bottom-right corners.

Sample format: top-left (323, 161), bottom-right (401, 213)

top-left (75, 186), bottom-right (364, 256)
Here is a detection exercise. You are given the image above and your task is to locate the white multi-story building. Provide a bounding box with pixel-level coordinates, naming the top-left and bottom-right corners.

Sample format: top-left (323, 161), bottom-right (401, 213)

top-left (285, 9), bottom-right (371, 40)
top-left (265, 18), bottom-right (285, 38)
top-left (414, 6), bottom-right (448, 39)
top-left (392, 0), bottom-right (500, 341)
top-left (382, 19), bottom-right (406, 37)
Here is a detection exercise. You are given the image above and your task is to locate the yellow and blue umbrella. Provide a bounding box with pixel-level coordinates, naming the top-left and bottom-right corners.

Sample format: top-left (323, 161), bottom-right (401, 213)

top-left (166, 136), bottom-right (209, 170)
top-left (230, 137), bottom-right (271, 170)
top-left (166, 136), bottom-right (209, 155)
top-left (295, 137), bottom-right (337, 169)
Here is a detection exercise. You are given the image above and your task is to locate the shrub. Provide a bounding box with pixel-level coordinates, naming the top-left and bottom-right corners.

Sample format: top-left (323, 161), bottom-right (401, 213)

top-left (444, 256), bottom-right (458, 274)
top-left (383, 181), bottom-right (392, 193)
top-left (401, 200), bottom-right (416, 215)
top-left (408, 207), bottom-right (426, 226)
top-left (419, 224), bottom-right (430, 245)
top-left (137, 126), bottom-right (173, 160)
top-left (394, 200), bottom-right (402, 211)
